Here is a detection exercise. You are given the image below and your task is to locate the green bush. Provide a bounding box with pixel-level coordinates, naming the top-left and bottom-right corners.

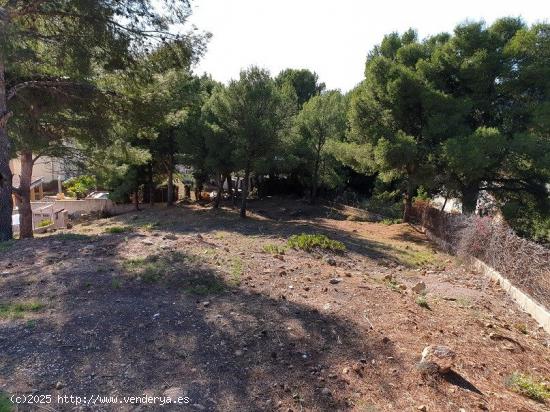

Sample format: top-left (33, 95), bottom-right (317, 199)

top-left (506, 373), bottom-right (550, 402)
top-left (63, 175), bottom-right (96, 199)
top-left (38, 219), bottom-right (53, 228)
top-left (104, 226), bottom-right (130, 234)
top-left (262, 243), bottom-right (287, 255)
top-left (287, 233), bottom-right (346, 253)
top-left (362, 188), bottom-right (403, 219)
top-left (0, 392), bottom-right (13, 412)
top-left (415, 294), bottom-right (430, 309)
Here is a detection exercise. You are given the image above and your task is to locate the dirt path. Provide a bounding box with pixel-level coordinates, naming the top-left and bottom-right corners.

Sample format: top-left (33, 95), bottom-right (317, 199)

top-left (1, 199), bottom-right (549, 411)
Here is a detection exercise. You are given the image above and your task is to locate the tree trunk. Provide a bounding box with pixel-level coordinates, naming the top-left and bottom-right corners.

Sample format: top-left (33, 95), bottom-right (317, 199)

top-left (166, 166), bottom-right (174, 206)
top-left (225, 173), bottom-right (233, 204)
top-left (403, 183), bottom-right (416, 223)
top-left (234, 176), bottom-right (240, 207)
top-left (148, 163), bottom-right (154, 206)
top-left (240, 167), bottom-right (250, 218)
top-left (310, 161), bottom-right (320, 204)
top-left (213, 173), bottom-right (223, 209)
top-left (19, 150), bottom-right (34, 239)
top-left (133, 190), bottom-right (140, 211)
top-left (440, 196), bottom-right (448, 212)
top-left (461, 184), bottom-right (479, 214)
top-left (0, 58), bottom-right (13, 242)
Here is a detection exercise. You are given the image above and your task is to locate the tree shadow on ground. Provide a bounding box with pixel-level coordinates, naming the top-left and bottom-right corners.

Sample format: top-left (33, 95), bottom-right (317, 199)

top-left (0, 244), bottom-right (404, 411)
top-left (111, 204), bottom-right (421, 268)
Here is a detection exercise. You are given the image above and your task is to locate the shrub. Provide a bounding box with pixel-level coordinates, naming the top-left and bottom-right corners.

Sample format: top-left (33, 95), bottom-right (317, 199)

top-left (361, 189), bottom-right (403, 220)
top-left (63, 175), bottom-right (97, 199)
top-left (104, 226), bottom-right (130, 234)
top-left (262, 243), bottom-right (287, 255)
top-left (416, 294), bottom-right (430, 309)
top-left (37, 219), bottom-right (53, 228)
top-left (288, 233), bottom-right (346, 253)
top-left (506, 373), bottom-right (550, 402)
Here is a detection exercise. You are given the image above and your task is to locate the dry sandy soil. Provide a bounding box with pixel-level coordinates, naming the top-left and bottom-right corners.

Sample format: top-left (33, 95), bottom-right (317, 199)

top-left (0, 197), bottom-right (549, 411)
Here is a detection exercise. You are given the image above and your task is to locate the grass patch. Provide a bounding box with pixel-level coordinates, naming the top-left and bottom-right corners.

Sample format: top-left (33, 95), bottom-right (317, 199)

top-left (455, 296), bottom-right (473, 308)
top-left (514, 323), bottom-right (528, 334)
top-left (122, 252), bottom-right (185, 283)
top-left (287, 233), bottom-right (345, 253)
top-left (185, 277), bottom-right (226, 295)
top-left (38, 218), bottom-right (53, 228)
top-left (393, 247), bottom-right (436, 267)
top-left (111, 278), bottom-right (122, 289)
top-left (262, 243), bottom-right (287, 255)
top-left (50, 233), bottom-right (92, 242)
top-left (381, 218), bottom-right (403, 225)
top-left (385, 278), bottom-right (402, 293)
top-left (229, 258), bottom-right (244, 286)
top-left (0, 240), bottom-right (16, 253)
top-left (105, 226), bottom-right (131, 234)
top-left (213, 231), bottom-right (227, 240)
top-left (416, 294), bottom-right (430, 309)
top-left (138, 221), bottom-right (160, 231)
top-left (0, 392), bottom-right (13, 412)
top-left (0, 300), bottom-right (45, 319)
top-left (506, 373), bottom-right (550, 402)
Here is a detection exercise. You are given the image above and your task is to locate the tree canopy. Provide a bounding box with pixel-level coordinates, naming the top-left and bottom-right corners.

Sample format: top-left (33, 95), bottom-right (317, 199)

top-left (1, 10), bottom-right (548, 243)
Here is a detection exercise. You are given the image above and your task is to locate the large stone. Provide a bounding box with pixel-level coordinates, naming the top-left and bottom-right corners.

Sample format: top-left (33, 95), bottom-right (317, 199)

top-left (419, 345), bottom-right (456, 373)
top-left (163, 387), bottom-right (184, 399)
top-left (412, 281), bottom-right (427, 294)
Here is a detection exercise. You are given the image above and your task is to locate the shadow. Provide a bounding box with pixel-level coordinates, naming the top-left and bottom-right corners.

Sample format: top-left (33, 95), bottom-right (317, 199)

top-left (105, 202), bottom-right (418, 269)
top-left (442, 370), bottom-right (484, 396)
top-left (0, 243), bottom-right (404, 411)
top-left (392, 230), bottom-right (431, 246)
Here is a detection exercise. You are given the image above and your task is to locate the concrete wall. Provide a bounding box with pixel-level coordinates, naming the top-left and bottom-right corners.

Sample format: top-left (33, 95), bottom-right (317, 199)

top-left (425, 228), bottom-right (550, 334)
top-left (30, 199), bottom-right (150, 216)
top-left (472, 258), bottom-right (550, 334)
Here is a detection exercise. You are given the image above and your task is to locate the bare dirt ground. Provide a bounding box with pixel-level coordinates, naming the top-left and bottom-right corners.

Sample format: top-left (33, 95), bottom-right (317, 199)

top-left (1, 197), bottom-right (549, 411)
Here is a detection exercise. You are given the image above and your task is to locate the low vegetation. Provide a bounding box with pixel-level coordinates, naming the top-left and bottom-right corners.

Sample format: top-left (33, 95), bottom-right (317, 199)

top-left (381, 218), bottom-right (403, 226)
top-left (184, 277), bottom-right (226, 295)
top-left (37, 219), bottom-right (53, 228)
top-left (0, 301), bottom-right (45, 319)
top-left (287, 233), bottom-right (346, 253)
top-left (104, 226), bottom-right (131, 234)
top-left (0, 392), bottom-right (12, 412)
top-left (122, 252), bottom-right (185, 283)
top-left (262, 243), bottom-right (288, 255)
top-left (415, 294), bottom-right (430, 309)
top-left (138, 222), bottom-right (160, 231)
top-left (385, 278), bottom-right (402, 293)
top-left (229, 258), bottom-right (244, 286)
top-left (506, 373), bottom-right (550, 403)
top-left (0, 240), bottom-right (15, 253)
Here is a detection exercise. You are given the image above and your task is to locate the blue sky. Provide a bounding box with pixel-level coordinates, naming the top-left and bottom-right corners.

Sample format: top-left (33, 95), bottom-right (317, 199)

top-left (187, 0), bottom-right (549, 91)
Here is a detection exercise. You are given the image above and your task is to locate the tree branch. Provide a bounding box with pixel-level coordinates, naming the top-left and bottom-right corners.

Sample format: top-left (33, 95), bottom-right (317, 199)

top-left (0, 111), bottom-right (13, 127)
top-left (7, 79), bottom-right (96, 101)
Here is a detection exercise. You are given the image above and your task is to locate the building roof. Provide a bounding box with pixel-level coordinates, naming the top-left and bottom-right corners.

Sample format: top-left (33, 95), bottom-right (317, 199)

top-left (12, 176), bottom-right (44, 190)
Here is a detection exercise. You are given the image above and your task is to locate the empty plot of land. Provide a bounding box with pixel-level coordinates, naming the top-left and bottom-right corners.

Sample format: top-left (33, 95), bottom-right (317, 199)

top-left (0, 199), bottom-right (549, 411)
